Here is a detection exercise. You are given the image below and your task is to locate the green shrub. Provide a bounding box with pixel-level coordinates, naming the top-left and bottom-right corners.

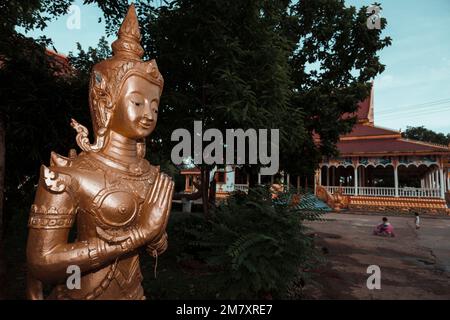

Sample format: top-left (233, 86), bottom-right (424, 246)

top-left (184, 186), bottom-right (323, 299)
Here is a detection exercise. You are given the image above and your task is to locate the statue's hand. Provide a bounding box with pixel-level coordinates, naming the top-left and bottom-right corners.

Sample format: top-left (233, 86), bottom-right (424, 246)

top-left (146, 232), bottom-right (168, 257)
top-left (139, 173), bottom-right (174, 244)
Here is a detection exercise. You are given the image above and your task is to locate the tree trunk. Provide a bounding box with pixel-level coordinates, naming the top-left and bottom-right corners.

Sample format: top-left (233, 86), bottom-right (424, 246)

top-left (248, 166), bottom-right (258, 188)
top-left (201, 167), bottom-right (210, 220)
top-left (0, 115), bottom-right (6, 299)
top-left (208, 178), bottom-right (216, 207)
top-left (0, 116), bottom-right (4, 241)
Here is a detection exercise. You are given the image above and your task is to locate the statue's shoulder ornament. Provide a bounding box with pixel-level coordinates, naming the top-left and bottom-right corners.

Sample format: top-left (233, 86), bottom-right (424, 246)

top-left (40, 149), bottom-right (81, 194)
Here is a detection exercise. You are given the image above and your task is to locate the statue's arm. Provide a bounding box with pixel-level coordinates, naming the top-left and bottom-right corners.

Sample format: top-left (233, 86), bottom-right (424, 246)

top-left (26, 227), bottom-right (139, 285)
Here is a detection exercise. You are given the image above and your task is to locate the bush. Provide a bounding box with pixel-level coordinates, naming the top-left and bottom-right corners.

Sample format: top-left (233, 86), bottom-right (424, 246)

top-left (183, 185), bottom-right (323, 299)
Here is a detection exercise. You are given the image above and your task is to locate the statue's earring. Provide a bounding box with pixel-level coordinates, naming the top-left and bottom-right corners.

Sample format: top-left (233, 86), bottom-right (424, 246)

top-left (70, 120), bottom-right (106, 152)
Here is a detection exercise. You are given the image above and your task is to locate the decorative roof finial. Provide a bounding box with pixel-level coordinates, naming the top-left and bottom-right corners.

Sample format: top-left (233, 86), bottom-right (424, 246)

top-left (111, 4), bottom-right (144, 60)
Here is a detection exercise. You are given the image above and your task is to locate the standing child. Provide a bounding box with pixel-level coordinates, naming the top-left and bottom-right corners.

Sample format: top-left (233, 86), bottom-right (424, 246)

top-left (415, 212), bottom-right (420, 229)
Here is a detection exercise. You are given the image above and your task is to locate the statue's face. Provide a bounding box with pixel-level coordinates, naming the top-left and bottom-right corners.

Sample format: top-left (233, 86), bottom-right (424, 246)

top-left (109, 75), bottom-right (160, 139)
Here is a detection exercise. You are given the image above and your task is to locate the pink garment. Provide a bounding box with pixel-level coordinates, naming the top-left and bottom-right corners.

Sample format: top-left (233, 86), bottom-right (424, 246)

top-left (373, 222), bottom-right (395, 237)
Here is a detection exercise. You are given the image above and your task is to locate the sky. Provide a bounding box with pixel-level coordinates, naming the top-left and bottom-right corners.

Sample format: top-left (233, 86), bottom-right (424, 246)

top-left (19, 0), bottom-right (450, 133)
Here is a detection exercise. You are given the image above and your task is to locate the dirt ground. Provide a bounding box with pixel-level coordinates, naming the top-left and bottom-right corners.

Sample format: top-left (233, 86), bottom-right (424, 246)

top-left (303, 213), bottom-right (450, 300)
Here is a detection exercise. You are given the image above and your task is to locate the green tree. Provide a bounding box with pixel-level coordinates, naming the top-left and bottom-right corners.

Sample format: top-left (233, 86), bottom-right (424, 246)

top-left (141, 0), bottom-right (302, 217)
top-left (402, 126), bottom-right (450, 146)
top-left (105, 0), bottom-right (390, 216)
top-left (0, 0), bottom-right (75, 298)
top-left (284, 0), bottom-right (391, 175)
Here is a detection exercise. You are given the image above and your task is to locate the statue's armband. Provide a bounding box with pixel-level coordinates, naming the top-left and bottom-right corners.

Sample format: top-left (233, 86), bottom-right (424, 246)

top-left (28, 165), bottom-right (78, 230)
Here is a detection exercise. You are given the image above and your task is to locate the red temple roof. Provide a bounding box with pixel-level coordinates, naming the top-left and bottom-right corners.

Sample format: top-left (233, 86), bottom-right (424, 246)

top-left (337, 138), bottom-right (450, 156)
top-left (342, 97), bottom-right (370, 121)
top-left (341, 124), bottom-right (400, 139)
top-left (342, 85), bottom-right (374, 125)
top-left (45, 49), bottom-right (73, 76)
top-left (333, 84), bottom-right (450, 156)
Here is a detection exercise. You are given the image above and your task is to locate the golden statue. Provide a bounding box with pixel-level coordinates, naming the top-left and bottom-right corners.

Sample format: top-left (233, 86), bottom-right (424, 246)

top-left (26, 5), bottom-right (174, 300)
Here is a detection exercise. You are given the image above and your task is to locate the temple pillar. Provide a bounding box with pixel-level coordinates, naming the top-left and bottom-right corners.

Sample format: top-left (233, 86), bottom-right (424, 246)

top-left (258, 172), bottom-right (261, 185)
top-left (434, 169), bottom-right (438, 189)
top-left (314, 169), bottom-right (321, 195)
top-left (394, 166), bottom-right (399, 197)
top-left (440, 168), bottom-right (445, 199)
top-left (431, 171), bottom-right (435, 188)
top-left (432, 171), bottom-right (436, 187)
top-left (447, 169), bottom-right (450, 191)
top-left (286, 173), bottom-right (290, 191)
top-left (431, 172), bottom-right (434, 187)
top-left (354, 166), bottom-right (358, 196)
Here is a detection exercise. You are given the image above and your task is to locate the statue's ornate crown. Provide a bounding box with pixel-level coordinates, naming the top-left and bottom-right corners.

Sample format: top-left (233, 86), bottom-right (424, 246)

top-left (108, 3), bottom-right (163, 88)
top-left (111, 3), bottom-right (145, 60)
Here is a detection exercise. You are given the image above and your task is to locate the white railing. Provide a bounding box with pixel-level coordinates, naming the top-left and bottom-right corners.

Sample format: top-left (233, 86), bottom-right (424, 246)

top-left (234, 184), bottom-right (249, 193)
top-left (359, 187), bottom-right (396, 197)
top-left (398, 187), bottom-right (440, 198)
top-left (324, 186), bottom-right (441, 198)
top-left (326, 186), bottom-right (355, 195)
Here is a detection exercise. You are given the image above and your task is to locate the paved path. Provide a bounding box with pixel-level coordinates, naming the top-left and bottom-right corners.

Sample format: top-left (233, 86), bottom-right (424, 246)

top-left (303, 213), bottom-right (450, 299)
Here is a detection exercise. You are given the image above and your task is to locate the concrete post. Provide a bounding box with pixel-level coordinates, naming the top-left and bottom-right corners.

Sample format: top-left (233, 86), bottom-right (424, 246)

top-left (440, 168), bottom-right (445, 199)
top-left (394, 166), bottom-right (399, 197)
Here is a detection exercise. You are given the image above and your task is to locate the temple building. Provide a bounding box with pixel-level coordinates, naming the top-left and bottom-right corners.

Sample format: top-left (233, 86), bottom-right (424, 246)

top-left (315, 88), bottom-right (450, 214)
top-left (180, 88), bottom-right (450, 214)
top-left (181, 165), bottom-right (250, 199)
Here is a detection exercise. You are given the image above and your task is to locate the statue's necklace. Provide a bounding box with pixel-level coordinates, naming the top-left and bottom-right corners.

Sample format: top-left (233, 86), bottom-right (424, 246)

top-left (91, 151), bottom-right (149, 176)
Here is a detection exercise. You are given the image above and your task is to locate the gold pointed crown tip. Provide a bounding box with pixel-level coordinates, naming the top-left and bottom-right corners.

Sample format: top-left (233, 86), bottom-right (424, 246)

top-left (111, 3), bottom-right (144, 59)
top-left (120, 4), bottom-right (140, 38)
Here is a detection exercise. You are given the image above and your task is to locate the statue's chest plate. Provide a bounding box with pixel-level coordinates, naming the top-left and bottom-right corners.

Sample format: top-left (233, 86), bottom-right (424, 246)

top-left (91, 188), bottom-right (143, 227)
top-left (87, 170), bottom-right (157, 229)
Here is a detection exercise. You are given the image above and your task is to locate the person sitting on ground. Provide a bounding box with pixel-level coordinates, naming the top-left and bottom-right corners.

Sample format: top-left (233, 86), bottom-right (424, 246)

top-left (373, 217), bottom-right (395, 237)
